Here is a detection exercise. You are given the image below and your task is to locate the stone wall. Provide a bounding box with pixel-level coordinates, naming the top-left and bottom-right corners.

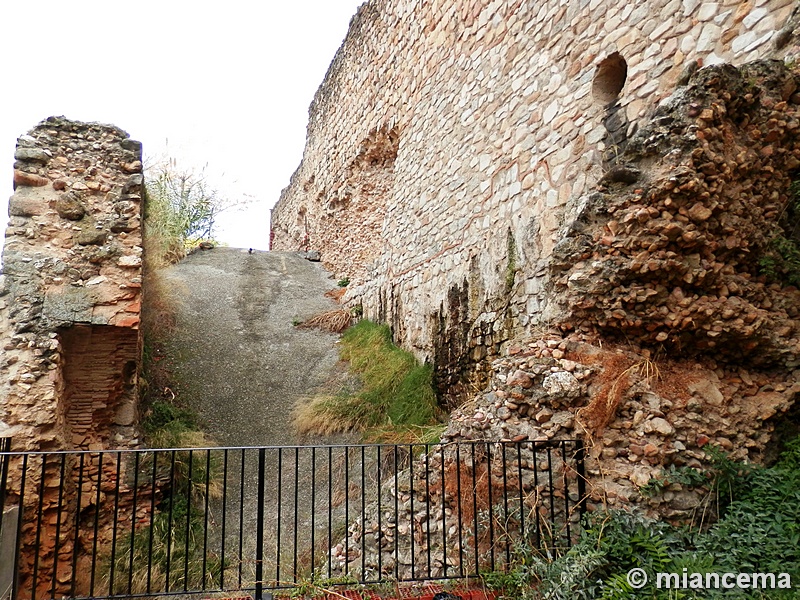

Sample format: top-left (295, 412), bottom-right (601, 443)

top-left (272, 0), bottom-right (799, 402)
top-left (0, 117), bottom-right (145, 597)
top-left (0, 116), bottom-right (144, 451)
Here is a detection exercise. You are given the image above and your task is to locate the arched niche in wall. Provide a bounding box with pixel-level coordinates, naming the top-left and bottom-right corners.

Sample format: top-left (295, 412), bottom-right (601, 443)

top-left (592, 52), bottom-right (628, 105)
top-left (592, 52), bottom-right (630, 167)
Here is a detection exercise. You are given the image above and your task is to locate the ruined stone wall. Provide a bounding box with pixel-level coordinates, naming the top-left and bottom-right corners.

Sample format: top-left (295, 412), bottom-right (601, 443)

top-left (0, 117), bottom-right (145, 597)
top-left (0, 116), bottom-right (144, 451)
top-left (272, 0), bottom-right (797, 402)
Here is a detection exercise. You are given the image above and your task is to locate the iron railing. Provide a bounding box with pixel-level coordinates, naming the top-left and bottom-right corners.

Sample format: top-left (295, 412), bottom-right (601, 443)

top-left (0, 439), bottom-right (586, 600)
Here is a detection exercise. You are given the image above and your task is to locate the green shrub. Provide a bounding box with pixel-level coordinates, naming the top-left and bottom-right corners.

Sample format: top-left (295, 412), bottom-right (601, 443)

top-left (103, 447), bottom-right (224, 594)
top-left (484, 440), bottom-right (800, 599)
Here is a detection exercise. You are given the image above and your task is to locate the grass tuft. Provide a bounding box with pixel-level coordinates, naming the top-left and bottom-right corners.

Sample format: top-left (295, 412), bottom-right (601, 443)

top-left (294, 321), bottom-right (442, 438)
top-left (297, 308), bottom-right (353, 334)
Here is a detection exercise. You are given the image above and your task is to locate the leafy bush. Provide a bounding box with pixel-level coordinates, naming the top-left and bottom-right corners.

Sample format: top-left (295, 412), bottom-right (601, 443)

top-left (104, 447), bottom-right (224, 594)
top-left (484, 439), bottom-right (800, 599)
top-left (112, 394), bottom-right (222, 592)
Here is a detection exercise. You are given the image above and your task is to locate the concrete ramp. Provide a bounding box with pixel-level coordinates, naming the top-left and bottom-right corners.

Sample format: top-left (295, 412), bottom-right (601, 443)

top-left (162, 248), bottom-right (342, 447)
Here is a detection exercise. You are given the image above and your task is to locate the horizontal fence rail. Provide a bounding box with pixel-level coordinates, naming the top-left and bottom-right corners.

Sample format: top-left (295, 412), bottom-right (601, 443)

top-left (0, 440), bottom-right (586, 600)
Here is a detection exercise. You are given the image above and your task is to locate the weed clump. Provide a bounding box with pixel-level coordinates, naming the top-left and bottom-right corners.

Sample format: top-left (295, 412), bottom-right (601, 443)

top-left (294, 321), bottom-right (442, 437)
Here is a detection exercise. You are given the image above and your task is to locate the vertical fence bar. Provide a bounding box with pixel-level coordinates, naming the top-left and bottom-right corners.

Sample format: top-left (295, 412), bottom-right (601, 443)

top-left (470, 443), bottom-right (478, 576)
top-left (486, 443), bottom-right (494, 572)
top-left (455, 443), bottom-right (464, 578)
top-left (11, 453), bottom-right (28, 600)
top-left (560, 442), bottom-right (571, 545)
top-left (293, 447), bottom-right (299, 584)
top-left (0, 437), bottom-right (9, 598)
top-left (275, 447), bottom-right (283, 586)
top-left (165, 450), bottom-right (176, 592)
top-left (546, 446), bottom-right (556, 544)
top-left (516, 441), bottom-right (524, 540)
top-left (501, 443), bottom-right (510, 567)
top-left (255, 448), bottom-right (265, 600)
top-left (360, 444), bottom-right (366, 582)
top-left (376, 445), bottom-right (382, 581)
top-left (183, 450), bottom-right (194, 591)
top-left (310, 446), bottom-right (316, 579)
top-left (89, 452), bottom-right (103, 597)
top-left (440, 445), bottom-right (447, 578)
top-left (31, 454), bottom-right (47, 600)
top-left (70, 452), bottom-right (85, 598)
top-left (424, 446), bottom-right (431, 578)
top-left (344, 447), bottom-right (349, 578)
top-left (146, 451), bottom-right (158, 595)
top-left (409, 444), bottom-right (415, 580)
top-left (393, 445), bottom-right (399, 581)
top-left (109, 452), bottom-right (123, 597)
top-left (220, 449), bottom-right (228, 591)
top-left (128, 451), bottom-right (141, 595)
top-left (532, 442), bottom-right (541, 547)
top-left (50, 453), bottom-right (67, 599)
top-left (238, 448), bottom-right (246, 590)
top-left (327, 446), bottom-right (333, 580)
top-left (202, 448), bottom-right (211, 590)
top-left (575, 439), bottom-right (587, 519)
top-left (0, 438), bottom-right (10, 548)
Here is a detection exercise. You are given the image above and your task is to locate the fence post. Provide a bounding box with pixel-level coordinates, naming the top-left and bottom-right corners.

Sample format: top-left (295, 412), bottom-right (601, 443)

top-left (574, 439), bottom-right (588, 519)
top-left (0, 434), bottom-right (15, 600)
top-left (255, 448), bottom-right (266, 600)
top-left (0, 436), bottom-right (10, 530)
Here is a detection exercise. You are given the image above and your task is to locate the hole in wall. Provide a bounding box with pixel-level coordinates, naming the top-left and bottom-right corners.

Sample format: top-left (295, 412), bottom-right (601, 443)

top-left (592, 52), bottom-right (628, 105)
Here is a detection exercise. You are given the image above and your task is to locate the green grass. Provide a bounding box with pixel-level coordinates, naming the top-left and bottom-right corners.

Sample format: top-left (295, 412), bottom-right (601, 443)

top-left (294, 320), bottom-right (442, 438)
top-left (103, 449), bottom-right (224, 594)
top-left (102, 400), bottom-right (224, 594)
top-left (142, 399), bottom-right (203, 446)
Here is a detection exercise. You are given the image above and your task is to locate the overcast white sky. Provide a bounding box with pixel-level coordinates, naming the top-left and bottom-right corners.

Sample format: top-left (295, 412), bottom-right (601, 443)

top-left (0, 0), bottom-right (364, 253)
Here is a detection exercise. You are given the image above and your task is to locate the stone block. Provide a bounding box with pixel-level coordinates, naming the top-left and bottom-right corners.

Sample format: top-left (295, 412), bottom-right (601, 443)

top-left (8, 187), bottom-right (51, 217)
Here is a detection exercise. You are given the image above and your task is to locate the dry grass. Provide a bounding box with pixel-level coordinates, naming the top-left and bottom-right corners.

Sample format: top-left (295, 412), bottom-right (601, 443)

top-left (140, 269), bottom-right (187, 336)
top-left (362, 424), bottom-right (446, 445)
top-left (575, 350), bottom-right (661, 434)
top-left (324, 287), bottom-right (347, 303)
top-left (293, 395), bottom-right (354, 435)
top-left (139, 269), bottom-right (189, 410)
top-left (297, 309), bottom-right (353, 334)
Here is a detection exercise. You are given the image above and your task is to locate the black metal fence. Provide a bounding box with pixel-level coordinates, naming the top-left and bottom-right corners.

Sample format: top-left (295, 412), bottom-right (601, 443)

top-left (0, 439), bottom-right (586, 600)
